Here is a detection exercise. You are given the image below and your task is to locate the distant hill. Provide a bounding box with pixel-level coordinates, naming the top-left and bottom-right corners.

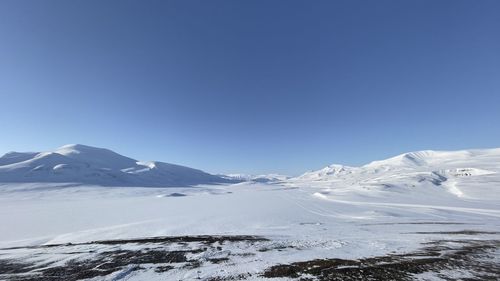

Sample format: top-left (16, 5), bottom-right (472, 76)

top-left (289, 148), bottom-right (500, 199)
top-left (0, 144), bottom-right (236, 187)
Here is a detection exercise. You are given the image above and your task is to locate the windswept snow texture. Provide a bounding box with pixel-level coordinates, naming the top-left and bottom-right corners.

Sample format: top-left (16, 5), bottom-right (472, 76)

top-left (0, 144), bottom-right (234, 187)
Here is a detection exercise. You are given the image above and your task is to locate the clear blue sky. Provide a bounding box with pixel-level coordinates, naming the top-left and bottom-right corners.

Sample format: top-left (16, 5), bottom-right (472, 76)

top-left (0, 0), bottom-right (499, 175)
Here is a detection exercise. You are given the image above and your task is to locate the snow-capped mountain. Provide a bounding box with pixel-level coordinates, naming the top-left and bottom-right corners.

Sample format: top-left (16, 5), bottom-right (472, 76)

top-left (296, 164), bottom-right (356, 181)
top-left (290, 148), bottom-right (500, 199)
top-left (0, 144), bottom-right (234, 187)
top-left (222, 173), bottom-right (290, 183)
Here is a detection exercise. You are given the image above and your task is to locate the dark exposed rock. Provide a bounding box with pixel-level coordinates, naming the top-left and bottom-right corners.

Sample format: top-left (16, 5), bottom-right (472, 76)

top-left (263, 240), bottom-right (500, 281)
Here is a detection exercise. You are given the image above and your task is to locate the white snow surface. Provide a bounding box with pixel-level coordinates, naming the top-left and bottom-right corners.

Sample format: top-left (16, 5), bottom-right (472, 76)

top-left (0, 147), bottom-right (499, 280)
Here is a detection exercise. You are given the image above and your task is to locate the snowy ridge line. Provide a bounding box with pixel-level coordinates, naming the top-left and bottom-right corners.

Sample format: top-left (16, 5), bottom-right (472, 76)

top-left (1, 145), bottom-right (500, 195)
top-left (294, 147), bottom-right (500, 181)
top-left (286, 147), bottom-right (500, 200)
top-left (0, 144), bottom-right (238, 187)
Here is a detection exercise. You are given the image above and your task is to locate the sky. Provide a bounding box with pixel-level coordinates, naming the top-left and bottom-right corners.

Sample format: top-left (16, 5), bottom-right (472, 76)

top-left (0, 0), bottom-right (499, 175)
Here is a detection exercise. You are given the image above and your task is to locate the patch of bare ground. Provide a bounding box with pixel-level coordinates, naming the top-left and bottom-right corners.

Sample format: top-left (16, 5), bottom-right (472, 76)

top-left (263, 239), bottom-right (500, 280)
top-left (0, 235), bottom-right (268, 251)
top-left (407, 230), bottom-right (500, 235)
top-left (1, 235), bottom-right (499, 281)
top-left (0, 235), bottom-right (266, 281)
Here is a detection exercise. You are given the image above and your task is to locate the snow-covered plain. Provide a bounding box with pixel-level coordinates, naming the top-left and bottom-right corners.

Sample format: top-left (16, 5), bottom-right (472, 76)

top-left (0, 146), bottom-right (499, 280)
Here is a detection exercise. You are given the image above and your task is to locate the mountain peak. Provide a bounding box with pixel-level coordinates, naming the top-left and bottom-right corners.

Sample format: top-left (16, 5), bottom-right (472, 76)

top-left (52, 144), bottom-right (138, 170)
top-left (56, 144), bottom-right (118, 154)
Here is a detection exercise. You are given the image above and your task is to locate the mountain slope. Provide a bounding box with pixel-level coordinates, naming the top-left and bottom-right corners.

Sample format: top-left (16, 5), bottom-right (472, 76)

top-left (290, 148), bottom-right (500, 200)
top-left (0, 144), bottom-right (233, 187)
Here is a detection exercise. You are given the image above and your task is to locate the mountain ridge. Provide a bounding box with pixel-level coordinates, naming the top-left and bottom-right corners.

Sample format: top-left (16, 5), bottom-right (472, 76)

top-left (0, 144), bottom-right (235, 187)
top-left (289, 147), bottom-right (500, 200)
top-left (2, 145), bottom-right (499, 192)
top-left (297, 148), bottom-right (500, 178)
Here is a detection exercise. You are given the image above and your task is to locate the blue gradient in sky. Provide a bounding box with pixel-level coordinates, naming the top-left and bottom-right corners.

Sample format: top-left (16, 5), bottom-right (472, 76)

top-left (0, 0), bottom-right (499, 175)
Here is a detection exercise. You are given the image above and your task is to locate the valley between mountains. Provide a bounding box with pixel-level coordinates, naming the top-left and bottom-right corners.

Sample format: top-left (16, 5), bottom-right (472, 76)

top-left (1, 145), bottom-right (499, 280)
